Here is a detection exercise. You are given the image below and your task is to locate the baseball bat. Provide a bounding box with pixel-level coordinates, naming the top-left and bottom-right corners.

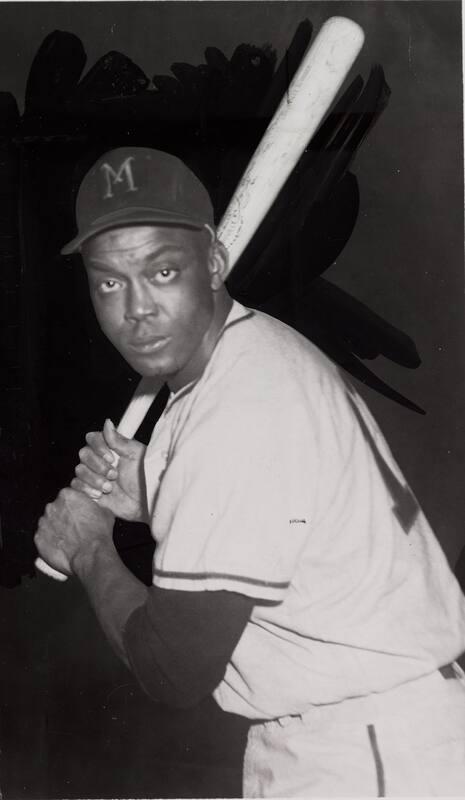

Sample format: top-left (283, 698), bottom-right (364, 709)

top-left (36, 16), bottom-right (364, 581)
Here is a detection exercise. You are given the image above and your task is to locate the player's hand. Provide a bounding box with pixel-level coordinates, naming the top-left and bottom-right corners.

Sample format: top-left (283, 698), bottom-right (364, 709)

top-left (71, 419), bottom-right (148, 523)
top-left (34, 487), bottom-right (115, 576)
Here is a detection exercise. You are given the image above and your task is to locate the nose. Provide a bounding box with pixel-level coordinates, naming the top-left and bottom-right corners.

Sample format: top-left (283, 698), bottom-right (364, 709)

top-left (124, 282), bottom-right (158, 322)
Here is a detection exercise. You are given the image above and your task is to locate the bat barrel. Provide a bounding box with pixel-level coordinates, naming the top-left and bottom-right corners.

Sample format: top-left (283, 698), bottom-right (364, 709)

top-left (218, 17), bottom-right (365, 271)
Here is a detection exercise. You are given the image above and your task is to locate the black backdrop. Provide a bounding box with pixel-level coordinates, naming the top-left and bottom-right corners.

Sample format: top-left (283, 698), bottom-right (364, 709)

top-left (0, 3), bottom-right (463, 798)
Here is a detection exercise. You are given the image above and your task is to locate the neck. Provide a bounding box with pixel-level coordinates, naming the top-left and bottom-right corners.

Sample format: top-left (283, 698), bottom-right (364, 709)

top-left (168, 290), bottom-right (233, 393)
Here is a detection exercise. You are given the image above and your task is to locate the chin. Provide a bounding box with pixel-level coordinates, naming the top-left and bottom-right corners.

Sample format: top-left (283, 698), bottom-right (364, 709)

top-left (125, 352), bottom-right (177, 380)
top-left (130, 360), bottom-right (172, 379)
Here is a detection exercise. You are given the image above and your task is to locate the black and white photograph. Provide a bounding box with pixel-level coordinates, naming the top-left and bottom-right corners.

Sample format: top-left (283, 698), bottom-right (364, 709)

top-left (0, 1), bottom-right (464, 797)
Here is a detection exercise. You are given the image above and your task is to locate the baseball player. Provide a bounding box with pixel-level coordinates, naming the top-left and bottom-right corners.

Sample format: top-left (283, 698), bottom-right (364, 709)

top-left (35, 147), bottom-right (465, 797)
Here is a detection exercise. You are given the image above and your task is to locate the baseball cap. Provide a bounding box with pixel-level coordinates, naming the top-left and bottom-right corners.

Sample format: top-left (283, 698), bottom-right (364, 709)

top-left (61, 147), bottom-right (215, 254)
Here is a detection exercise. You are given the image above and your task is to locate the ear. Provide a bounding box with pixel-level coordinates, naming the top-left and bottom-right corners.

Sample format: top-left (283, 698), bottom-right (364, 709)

top-left (208, 240), bottom-right (229, 291)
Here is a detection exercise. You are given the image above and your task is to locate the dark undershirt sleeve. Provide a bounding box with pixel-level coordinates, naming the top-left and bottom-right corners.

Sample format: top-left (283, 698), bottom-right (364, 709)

top-left (123, 587), bottom-right (254, 708)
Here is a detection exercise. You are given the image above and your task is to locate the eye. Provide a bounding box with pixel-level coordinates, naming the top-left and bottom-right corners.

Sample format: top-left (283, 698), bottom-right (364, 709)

top-left (97, 279), bottom-right (123, 294)
top-left (152, 267), bottom-right (179, 284)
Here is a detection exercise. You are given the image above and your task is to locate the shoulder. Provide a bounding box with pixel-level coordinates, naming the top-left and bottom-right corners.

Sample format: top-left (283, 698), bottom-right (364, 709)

top-left (178, 306), bottom-right (357, 448)
top-left (214, 307), bottom-right (346, 401)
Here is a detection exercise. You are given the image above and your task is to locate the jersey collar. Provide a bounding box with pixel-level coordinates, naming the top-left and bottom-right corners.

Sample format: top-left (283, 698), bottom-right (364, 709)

top-left (164, 300), bottom-right (254, 408)
top-left (222, 299), bottom-right (254, 330)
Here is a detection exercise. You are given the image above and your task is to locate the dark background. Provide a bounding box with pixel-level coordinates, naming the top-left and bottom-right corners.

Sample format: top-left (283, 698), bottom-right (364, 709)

top-left (0, 2), bottom-right (463, 798)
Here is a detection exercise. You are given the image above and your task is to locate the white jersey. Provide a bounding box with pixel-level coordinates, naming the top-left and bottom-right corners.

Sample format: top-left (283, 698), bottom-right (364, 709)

top-left (143, 301), bottom-right (465, 720)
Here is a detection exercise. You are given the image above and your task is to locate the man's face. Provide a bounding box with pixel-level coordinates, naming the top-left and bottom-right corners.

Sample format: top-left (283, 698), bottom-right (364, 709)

top-left (83, 225), bottom-right (223, 389)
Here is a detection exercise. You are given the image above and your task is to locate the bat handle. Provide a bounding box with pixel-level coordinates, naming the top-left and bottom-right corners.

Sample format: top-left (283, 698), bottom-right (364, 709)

top-left (35, 377), bottom-right (162, 582)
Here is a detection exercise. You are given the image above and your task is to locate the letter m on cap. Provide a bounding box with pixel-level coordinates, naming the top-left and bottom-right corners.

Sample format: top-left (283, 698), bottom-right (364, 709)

top-left (101, 156), bottom-right (138, 200)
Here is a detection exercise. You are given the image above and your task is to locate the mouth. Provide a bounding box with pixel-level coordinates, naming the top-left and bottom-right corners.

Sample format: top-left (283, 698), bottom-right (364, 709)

top-left (128, 336), bottom-right (171, 354)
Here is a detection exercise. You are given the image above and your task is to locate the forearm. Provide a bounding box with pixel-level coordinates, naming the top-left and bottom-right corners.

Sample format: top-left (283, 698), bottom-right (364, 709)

top-left (72, 540), bottom-right (148, 667)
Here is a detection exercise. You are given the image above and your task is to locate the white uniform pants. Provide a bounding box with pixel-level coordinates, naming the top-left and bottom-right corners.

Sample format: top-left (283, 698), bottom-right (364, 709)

top-left (243, 663), bottom-right (465, 797)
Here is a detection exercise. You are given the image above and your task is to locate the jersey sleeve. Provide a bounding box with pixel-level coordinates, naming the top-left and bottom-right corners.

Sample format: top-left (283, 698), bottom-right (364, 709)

top-left (123, 587), bottom-right (253, 708)
top-left (150, 374), bottom-right (320, 603)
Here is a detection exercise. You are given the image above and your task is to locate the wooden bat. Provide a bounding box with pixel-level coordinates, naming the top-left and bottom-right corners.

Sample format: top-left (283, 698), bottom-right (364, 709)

top-left (36, 16), bottom-right (365, 581)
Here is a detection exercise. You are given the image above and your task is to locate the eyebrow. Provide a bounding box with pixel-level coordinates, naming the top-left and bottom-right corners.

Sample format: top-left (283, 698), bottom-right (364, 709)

top-left (87, 244), bottom-right (187, 272)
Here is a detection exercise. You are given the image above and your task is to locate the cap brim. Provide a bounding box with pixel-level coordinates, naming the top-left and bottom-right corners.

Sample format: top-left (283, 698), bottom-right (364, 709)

top-left (61, 207), bottom-right (208, 255)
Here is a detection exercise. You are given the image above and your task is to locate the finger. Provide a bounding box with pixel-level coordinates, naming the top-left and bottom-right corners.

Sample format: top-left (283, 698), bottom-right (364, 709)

top-left (74, 464), bottom-right (114, 494)
top-left (35, 519), bottom-right (55, 545)
top-left (85, 431), bottom-right (116, 465)
top-left (103, 418), bottom-right (136, 459)
top-left (36, 518), bottom-right (48, 535)
top-left (34, 524), bottom-right (49, 541)
top-left (44, 501), bottom-right (56, 520)
top-left (70, 477), bottom-right (103, 500)
top-left (78, 445), bottom-right (117, 477)
top-left (58, 485), bottom-right (103, 512)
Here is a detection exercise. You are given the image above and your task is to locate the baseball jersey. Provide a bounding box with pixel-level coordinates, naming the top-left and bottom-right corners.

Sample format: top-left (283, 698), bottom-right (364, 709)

top-left (143, 301), bottom-right (465, 720)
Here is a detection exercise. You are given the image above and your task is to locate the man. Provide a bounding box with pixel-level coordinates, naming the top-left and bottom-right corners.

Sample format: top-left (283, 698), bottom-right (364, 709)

top-left (35, 146), bottom-right (465, 797)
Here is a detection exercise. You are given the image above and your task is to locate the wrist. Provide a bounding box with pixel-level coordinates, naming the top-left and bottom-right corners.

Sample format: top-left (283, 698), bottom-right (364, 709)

top-left (70, 537), bottom-right (117, 580)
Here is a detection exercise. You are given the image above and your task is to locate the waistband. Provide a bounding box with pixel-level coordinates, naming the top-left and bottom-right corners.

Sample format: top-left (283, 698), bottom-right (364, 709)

top-left (261, 663), bottom-right (465, 730)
